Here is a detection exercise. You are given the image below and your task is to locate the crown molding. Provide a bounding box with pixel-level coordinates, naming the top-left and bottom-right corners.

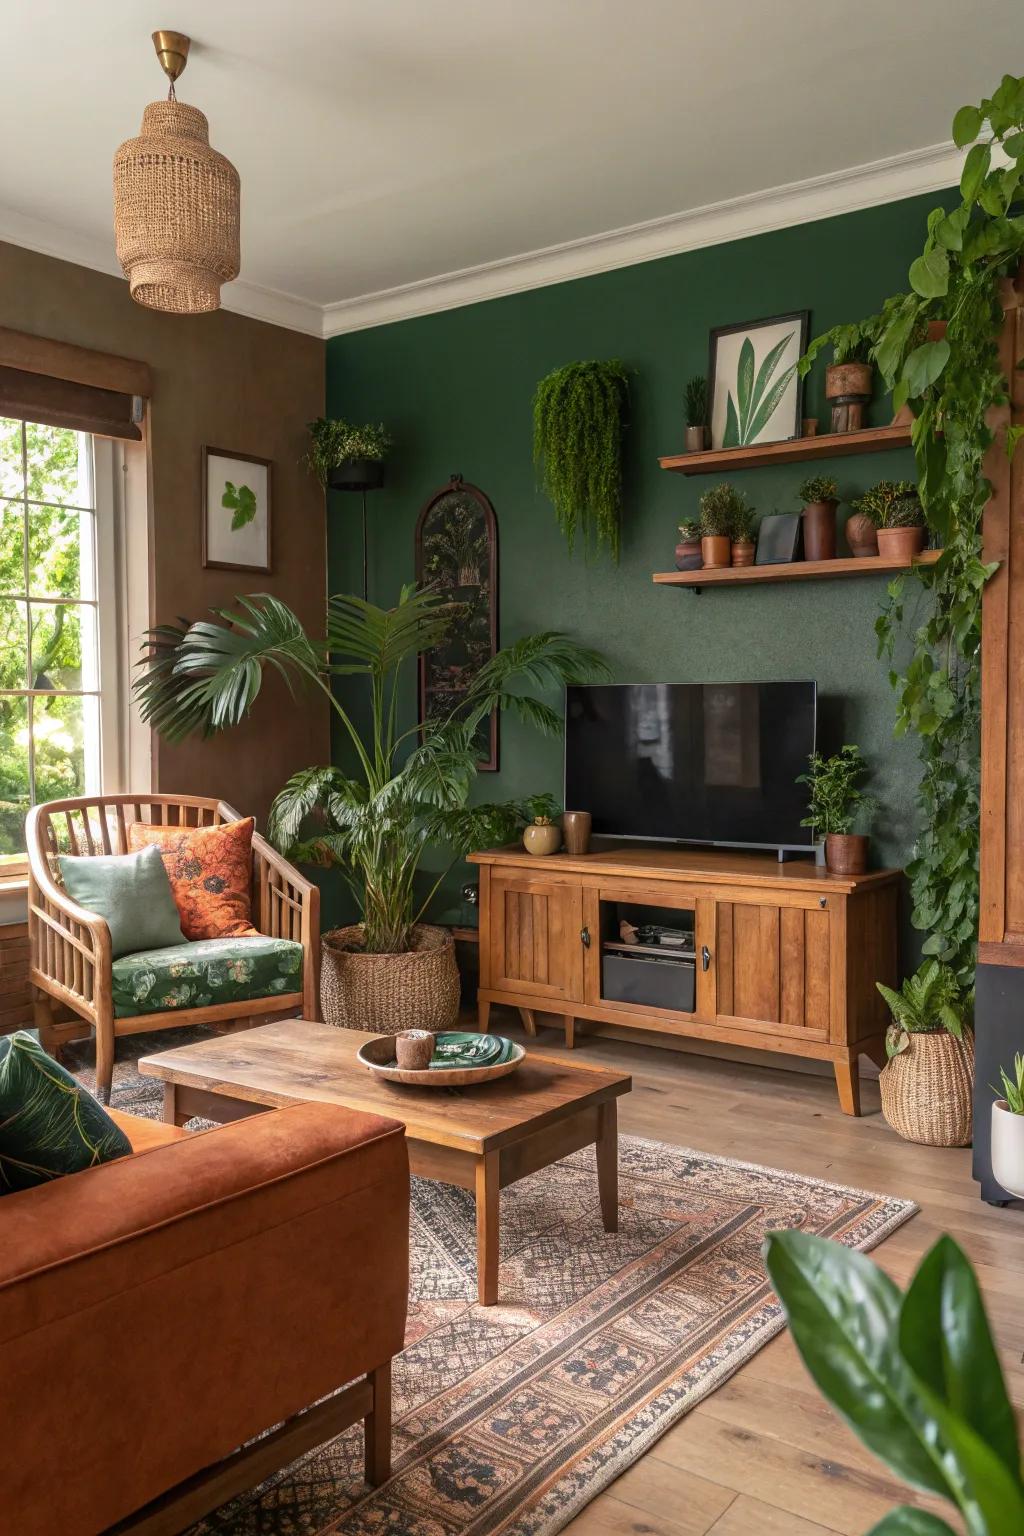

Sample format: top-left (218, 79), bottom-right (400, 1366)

top-left (0, 203), bottom-right (323, 337)
top-left (321, 140), bottom-right (964, 338)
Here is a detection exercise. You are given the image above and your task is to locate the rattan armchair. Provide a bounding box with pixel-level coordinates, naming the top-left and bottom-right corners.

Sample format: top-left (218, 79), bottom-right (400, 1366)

top-left (26, 794), bottom-right (320, 1101)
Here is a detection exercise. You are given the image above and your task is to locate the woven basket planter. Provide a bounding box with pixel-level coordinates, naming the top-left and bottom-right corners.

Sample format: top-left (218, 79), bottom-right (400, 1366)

top-left (320, 923), bottom-right (459, 1034)
top-left (879, 1028), bottom-right (975, 1147)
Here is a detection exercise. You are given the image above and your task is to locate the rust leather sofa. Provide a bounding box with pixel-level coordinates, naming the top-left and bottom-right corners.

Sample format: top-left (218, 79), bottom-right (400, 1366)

top-left (0, 1101), bottom-right (410, 1536)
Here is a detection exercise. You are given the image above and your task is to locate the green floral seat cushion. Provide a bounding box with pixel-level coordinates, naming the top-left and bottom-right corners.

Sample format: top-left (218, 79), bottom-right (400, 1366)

top-left (112, 936), bottom-right (303, 1018)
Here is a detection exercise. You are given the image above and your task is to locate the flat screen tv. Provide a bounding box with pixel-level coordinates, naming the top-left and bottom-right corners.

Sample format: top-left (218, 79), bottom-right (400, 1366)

top-left (564, 681), bottom-right (816, 853)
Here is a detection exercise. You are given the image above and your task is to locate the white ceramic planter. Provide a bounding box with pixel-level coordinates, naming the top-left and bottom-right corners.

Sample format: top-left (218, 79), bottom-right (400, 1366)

top-left (991, 1100), bottom-right (1024, 1198)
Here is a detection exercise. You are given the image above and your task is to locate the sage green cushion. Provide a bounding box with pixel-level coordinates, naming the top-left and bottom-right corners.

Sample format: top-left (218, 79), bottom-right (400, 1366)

top-left (0, 1032), bottom-right (131, 1195)
top-left (59, 844), bottom-right (185, 960)
top-left (112, 936), bottom-right (303, 1018)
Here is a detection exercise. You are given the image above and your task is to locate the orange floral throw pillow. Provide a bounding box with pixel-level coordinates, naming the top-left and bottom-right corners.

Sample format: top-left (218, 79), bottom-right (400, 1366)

top-left (127, 817), bottom-right (259, 941)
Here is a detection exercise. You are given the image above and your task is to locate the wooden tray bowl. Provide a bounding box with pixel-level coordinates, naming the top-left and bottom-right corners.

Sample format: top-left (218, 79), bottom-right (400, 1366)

top-left (356, 1034), bottom-right (525, 1087)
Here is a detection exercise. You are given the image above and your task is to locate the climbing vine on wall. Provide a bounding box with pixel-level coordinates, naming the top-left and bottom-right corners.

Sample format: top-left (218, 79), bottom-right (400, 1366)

top-left (861, 75), bottom-right (1024, 998)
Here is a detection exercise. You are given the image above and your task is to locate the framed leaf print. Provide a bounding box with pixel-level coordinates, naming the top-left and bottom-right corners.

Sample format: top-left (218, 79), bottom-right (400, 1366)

top-left (415, 475), bottom-right (499, 771)
top-left (201, 447), bottom-right (272, 573)
top-left (707, 312), bottom-right (808, 450)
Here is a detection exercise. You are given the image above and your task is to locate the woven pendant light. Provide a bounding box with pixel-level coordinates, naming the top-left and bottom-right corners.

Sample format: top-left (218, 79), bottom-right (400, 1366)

top-left (113, 31), bottom-right (240, 314)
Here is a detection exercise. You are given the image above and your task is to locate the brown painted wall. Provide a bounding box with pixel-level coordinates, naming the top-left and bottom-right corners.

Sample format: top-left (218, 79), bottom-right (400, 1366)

top-left (0, 239), bottom-right (327, 825)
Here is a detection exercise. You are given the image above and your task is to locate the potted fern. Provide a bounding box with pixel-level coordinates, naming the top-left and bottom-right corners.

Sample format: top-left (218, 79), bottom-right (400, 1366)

top-left (135, 588), bottom-right (607, 1033)
top-left (876, 960), bottom-right (974, 1146)
top-left (798, 475), bottom-right (838, 562)
top-left (683, 375), bottom-right (707, 453)
top-left (991, 1052), bottom-right (1024, 1197)
top-left (306, 417), bottom-right (391, 491)
top-left (796, 744), bottom-right (874, 874)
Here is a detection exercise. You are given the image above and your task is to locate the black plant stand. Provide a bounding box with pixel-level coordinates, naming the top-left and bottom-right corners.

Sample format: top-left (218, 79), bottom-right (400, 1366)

top-left (328, 458), bottom-right (385, 602)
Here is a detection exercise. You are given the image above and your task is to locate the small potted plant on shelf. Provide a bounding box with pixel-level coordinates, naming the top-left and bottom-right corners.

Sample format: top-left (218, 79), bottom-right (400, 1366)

top-left (698, 483), bottom-right (744, 569)
top-left (683, 376), bottom-right (708, 453)
top-left (305, 417), bottom-right (391, 491)
top-left (991, 1052), bottom-right (1024, 1198)
top-left (730, 500), bottom-right (758, 567)
top-left (675, 517), bottom-right (702, 571)
top-left (876, 961), bottom-right (973, 1146)
top-left (798, 475), bottom-right (838, 562)
top-left (846, 479), bottom-right (917, 558)
top-left (797, 743), bottom-right (875, 874)
top-left (877, 489), bottom-right (926, 561)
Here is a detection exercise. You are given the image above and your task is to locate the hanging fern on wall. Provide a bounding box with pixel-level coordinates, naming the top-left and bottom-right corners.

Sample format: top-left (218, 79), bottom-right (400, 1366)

top-left (532, 359), bottom-right (630, 561)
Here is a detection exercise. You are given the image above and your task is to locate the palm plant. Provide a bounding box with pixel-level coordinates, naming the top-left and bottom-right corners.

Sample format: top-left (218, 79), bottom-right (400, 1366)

top-left (134, 587), bottom-right (608, 954)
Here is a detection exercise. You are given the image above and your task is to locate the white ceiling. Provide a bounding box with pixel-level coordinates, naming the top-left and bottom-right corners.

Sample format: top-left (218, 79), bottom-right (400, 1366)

top-left (0, 1), bottom-right (1019, 336)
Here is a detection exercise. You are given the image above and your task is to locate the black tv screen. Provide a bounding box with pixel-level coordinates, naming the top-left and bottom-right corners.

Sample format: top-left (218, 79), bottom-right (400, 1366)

top-left (564, 682), bottom-right (816, 852)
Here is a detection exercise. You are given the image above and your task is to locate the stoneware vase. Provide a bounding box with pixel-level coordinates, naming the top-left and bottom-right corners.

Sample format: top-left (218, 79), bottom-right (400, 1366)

top-left (991, 1100), bottom-right (1024, 1198)
top-left (562, 810), bottom-right (592, 855)
top-left (396, 1029), bottom-right (435, 1071)
top-left (701, 535), bottom-right (731, 570)
top-left (684, 425), bottom-right (706, 453)
top-left (675, 537), bottom-right (702, 571)
top-left (731, 539), bottom-right (755, 567)
top-left (879, 1029), bottom-right (975, 1147)
top-left (523, 821), bottom-right (561, 856)
top-left (826, 361), bottom-right (873, 433)
top-left (801, 500), bottom-right (837, 561)
top-left (877, 526), bottom-right (925, 562)
top-left (845, 511), bottom-right (879, 558)
top-left (825, 833), bottom-right (868, 875)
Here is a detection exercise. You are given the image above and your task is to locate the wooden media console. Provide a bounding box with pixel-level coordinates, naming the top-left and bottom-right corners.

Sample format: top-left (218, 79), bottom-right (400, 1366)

top-left (468, 843), bottom-right (899, 1115)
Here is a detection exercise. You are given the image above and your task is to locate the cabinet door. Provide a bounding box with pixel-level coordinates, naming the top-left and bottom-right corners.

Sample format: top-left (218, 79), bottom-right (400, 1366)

top-left (714, 894), bottom-right (832, 1039)
top-left (487, 875), bottom-right (583, 1002)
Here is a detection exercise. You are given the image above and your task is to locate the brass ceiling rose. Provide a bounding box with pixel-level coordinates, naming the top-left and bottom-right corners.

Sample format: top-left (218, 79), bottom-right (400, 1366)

top-left (112, 30), bottom-right (240, 315)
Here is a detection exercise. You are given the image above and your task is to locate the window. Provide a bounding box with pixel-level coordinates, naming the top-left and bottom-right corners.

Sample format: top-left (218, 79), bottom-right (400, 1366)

top-left (0, 417), bottom-right (125, 860)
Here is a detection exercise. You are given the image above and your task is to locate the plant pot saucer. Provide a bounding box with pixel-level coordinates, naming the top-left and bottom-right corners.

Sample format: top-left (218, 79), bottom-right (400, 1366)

top-left (357, 1033), bottom-right (525, 1087)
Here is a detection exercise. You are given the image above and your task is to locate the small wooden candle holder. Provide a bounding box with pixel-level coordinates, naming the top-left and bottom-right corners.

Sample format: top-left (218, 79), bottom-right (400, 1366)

top-left (395, 1029), bottom-right (434, 1071)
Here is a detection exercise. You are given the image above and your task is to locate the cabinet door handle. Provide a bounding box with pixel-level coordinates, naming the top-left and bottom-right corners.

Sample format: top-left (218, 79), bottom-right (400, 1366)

top-left (701, 944), bottom-right (711, 971)
top-left (580, 926), bottom-right (591, 949)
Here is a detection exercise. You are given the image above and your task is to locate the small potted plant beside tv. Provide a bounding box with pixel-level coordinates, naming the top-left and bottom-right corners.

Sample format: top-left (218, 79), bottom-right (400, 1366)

top-left (876, 961), bottom-right (973, 1146)
top-left (798, 475), bottom-right (838, 562)
top-left (683, 375), bottom-right (707, 453)
top-left (992, 1052), bottom-right (1024, 1198)
top-left (730, 500), bottom-right (758, 567)
top-left (675, 517), bottom-right (702, 571)
top-left (797, 744), bottom-right (874, 874)
top-left (877, 489), bottom-right (926, 562)
top-left (306, 417), bottom-right (391, 492)
top-left (698, 483), bottom-right (743, 569)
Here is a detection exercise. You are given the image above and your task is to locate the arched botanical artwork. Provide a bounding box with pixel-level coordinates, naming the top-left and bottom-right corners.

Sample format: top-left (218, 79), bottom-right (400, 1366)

top-left (415, 475), bottom-right (499, 771)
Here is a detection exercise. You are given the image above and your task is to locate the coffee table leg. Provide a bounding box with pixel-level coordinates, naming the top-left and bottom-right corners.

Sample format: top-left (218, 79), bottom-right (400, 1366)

top-left (596, 1101), bottom-right (618, 1233)
top-left (163, 1082), bottom-right (182, 1126)
top-left (475, 1149), bottom-right (500, 1305)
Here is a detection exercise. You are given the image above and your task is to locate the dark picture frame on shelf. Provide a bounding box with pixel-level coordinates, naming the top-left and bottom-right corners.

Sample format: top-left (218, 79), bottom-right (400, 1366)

top-left (414, 475), bottom-right (499, 771)
top-left (201, 446), bottom-right (272, 574)
top-left (755, 511), bottom-right (803, 566)
top-left (707, 311), bottom-right (809, 452)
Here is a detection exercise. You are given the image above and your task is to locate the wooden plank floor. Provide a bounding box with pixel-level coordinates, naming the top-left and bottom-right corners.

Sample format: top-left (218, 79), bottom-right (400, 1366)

top-left (484, 1009), bottom-right (1023, 1536)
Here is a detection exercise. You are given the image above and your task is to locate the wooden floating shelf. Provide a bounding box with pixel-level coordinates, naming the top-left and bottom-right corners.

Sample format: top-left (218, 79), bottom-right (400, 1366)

top-left (659, 424), bottom-right (914, 475)
top-left (653, 549), bottom-right (941, 592)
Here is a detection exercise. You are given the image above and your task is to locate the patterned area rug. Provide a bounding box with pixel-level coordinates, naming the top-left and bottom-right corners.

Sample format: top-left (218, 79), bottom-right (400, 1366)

top-left (69, 1034), bottom-right (917, 1536)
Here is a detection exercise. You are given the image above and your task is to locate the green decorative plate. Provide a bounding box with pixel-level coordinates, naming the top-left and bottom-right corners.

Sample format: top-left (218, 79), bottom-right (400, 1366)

top-left (357, 1032), bottom-right (525, 1087)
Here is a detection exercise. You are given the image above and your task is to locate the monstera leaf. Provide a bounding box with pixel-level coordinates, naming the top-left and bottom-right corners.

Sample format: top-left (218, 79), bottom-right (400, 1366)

top-left (222, 480), bottom-right (258, 530)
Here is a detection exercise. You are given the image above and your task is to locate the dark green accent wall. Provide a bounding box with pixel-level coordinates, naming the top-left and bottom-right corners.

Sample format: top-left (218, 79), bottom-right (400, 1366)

top-left (325, 191), bottom-right (947, 938)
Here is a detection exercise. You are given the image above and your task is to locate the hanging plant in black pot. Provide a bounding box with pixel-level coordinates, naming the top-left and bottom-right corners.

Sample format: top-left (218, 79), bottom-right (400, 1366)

top-left (532, 359), bottom-right (630, 561)
top-left (305, 417), bottom-right (392, 599)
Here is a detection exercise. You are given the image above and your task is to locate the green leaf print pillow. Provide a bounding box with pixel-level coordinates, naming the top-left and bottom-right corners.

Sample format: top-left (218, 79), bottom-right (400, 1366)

top-left (0, 1033), bottom-right (132, 1195)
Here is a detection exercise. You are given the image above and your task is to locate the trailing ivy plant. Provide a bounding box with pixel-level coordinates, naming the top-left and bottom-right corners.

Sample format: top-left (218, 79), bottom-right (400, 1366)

top-left (815, 74), bottom-right (1024, 1000)
top-left (532, 360), bottom-right (630, 561)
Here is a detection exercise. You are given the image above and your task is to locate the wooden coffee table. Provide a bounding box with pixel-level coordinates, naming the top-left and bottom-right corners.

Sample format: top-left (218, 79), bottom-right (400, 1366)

top-left (138, 1019), bottom-right (632, 1305)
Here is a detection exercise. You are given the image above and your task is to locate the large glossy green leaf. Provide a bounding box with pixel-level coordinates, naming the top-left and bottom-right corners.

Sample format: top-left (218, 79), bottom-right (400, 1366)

top-left (899, 1236), bottom-right (1019, 1481)
top-left (902, 340), bottom-right (950, 398)
top-left (764, 1231), bottom-right (953, 1500)
top-left (961, 142), bottom-right (992, 203)
top-left (909, 248), bottom-right (950, 299)
top-left (868, 1509), bottom-right (958, 1535)
top-left (952, 104), bottom-right (983, 147)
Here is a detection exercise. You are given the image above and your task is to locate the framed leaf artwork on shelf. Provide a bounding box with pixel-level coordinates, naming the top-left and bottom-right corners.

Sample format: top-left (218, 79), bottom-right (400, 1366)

top-left (707, 312), bottom-right (808, 450)
top-left (201, 446), bottom-right (272, 573)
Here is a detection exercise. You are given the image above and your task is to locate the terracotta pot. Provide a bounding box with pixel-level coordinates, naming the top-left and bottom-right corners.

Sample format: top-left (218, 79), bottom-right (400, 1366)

top-left (880, 1029), bottom-right (974, 1147)
top-left (877, 526), bottom-right (925, 562)
top-left (684, 425), bottom-right (706, 453)
top-left (844, 511), bottom-right (879, 558)
top-left (825, 833), bottom-right (868, 875)
top-left (701, 535), bottom-right (731, 569)
top-left (675, 537), bottom-right (702, 571)
top-left (801, 500), bottom-right (837, 561)
top-left (562, 810), bottom-right (592, 855)
top-left (731, 539), bottom-right (755, 567)
top-left (523, 821), bottom-right (562, 856)
top-left (801, 418), bottom-right (819, 438)
top-left (826, 361), bottom-right (873, 434)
